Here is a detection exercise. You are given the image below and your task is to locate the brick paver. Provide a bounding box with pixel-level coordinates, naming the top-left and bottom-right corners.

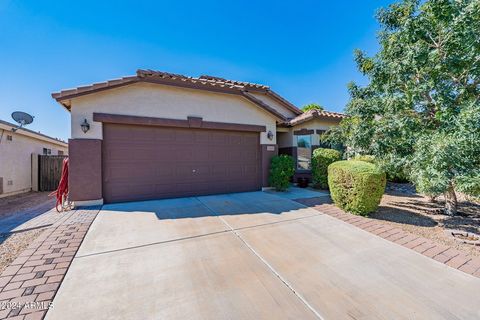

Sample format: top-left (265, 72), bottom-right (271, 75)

top-left (294, 197), bottom-right (480, 279)
top-left (0, 207), bottom-right (99, 319)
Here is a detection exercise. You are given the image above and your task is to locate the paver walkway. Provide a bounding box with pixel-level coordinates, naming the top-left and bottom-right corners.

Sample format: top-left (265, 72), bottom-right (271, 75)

top-left (0, 209), bottom-right (69, 236)
top-left (0, 207), bottom-right (99, 319)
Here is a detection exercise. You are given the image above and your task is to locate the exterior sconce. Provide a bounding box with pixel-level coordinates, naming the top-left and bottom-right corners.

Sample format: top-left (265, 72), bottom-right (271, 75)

top-left (80, 119), bottom-right (90, 134)
top-left (267, 130), bottom-right (274, 141)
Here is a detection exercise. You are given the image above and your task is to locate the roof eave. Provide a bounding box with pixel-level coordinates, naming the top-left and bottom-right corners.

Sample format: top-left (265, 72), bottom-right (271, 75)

top-left (265, 90), bottom-right (302, 115)
top-left (287, 113), bottom-right (346, 127)
top-left (52, 77), bottom-right (288, 121)
top-left (241, 91), bottom-right (287, 122)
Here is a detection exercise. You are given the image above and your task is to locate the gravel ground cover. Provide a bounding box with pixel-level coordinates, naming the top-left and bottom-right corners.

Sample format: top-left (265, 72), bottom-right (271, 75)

top-left (0, 229), bottom-right (44, 274)
top-left (0, 192), bottom-right (55, 274)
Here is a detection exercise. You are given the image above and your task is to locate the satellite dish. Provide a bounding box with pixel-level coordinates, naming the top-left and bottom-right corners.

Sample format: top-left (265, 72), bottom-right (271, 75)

top-left (11, 111), bottom-right (34, 132)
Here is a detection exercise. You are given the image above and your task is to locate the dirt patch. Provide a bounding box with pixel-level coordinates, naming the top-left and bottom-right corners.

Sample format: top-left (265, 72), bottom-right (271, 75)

top-left (0, 229), bottom-right (45, 273)
top-left (371, 183), bottom-right (480, 257)
top-left (0, 191), bottom-right (54, 217)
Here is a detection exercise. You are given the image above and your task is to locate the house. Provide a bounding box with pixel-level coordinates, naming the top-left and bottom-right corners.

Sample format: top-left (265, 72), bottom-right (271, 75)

top-left (0, 120), bottom-right (68, 198)
top-left (52, 70), bottom-right (345, 205)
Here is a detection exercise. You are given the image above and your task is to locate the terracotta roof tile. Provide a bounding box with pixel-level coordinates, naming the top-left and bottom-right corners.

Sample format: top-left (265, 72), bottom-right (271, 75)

top-left (137, 69), bottom-right (269, 90)
top-left (287, 109), bottom-right (346, 126)
top-left (51, 69), bottom-right (302, 118)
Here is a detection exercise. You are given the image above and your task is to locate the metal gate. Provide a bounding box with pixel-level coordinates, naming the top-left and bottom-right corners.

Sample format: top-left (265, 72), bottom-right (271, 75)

top-left (38, 155), bottom-right (67, 191)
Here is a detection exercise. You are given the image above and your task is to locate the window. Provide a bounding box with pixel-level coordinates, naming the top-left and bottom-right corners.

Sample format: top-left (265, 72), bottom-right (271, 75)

top-left (58, 150), bottom-right (64, 156)
top-left (296, 135), bottom-right (312, 170)
top-left (43, 148), bottom-right (51, 155)
top-left (6, 135), bottom-right (12, 141)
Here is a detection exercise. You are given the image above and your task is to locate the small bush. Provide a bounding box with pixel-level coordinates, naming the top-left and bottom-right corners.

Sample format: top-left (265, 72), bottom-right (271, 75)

top-left (328, 160), bottom-right (386, 216)
top-left (269, 155), bottom-right (295, 191)
top-left (354, 154), bottom-right (375, 163)
top-left (312, 148), bottom-right (342, 189)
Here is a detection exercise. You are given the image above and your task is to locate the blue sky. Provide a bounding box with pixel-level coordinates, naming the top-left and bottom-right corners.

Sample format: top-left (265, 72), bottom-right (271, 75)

top-left (0, 0), bottom-right (392, 141)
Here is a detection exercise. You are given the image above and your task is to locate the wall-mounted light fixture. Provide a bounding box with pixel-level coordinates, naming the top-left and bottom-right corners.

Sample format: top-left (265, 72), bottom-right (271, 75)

top-left (80, 119), bottom-right (90, 134)
top-left (267, 130), bottom-right (274, 141)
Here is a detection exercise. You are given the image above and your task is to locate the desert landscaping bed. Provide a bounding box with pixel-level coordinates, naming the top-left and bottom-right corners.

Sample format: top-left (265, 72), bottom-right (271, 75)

top-left (0, 229), bottom-right (45, 274)
top-left (372, 183), bottom-right (480, 257)
top-left (0, 192), bottom-right (55, 274)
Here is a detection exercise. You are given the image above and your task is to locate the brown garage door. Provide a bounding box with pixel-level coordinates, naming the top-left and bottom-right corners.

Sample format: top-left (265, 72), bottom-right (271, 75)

top-left (102, 123), bottom-right (261, 203)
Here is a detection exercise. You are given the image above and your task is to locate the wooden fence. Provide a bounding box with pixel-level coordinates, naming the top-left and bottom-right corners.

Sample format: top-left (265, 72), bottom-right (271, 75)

top-left (38, 155), bottom-right (67, 192)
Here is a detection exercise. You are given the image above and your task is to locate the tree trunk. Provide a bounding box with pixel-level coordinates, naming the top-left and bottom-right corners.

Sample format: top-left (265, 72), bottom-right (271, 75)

top-left (444, 184), bottom-right (457, 216)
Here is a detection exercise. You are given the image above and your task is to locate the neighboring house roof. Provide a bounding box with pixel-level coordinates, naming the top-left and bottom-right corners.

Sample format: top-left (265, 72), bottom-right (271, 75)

top-left (52, 69), bottom-right (303, 121)
top-left (0, 119), bottom-right (68, 147)
top-left (285, 109), bottom-right (346, 127)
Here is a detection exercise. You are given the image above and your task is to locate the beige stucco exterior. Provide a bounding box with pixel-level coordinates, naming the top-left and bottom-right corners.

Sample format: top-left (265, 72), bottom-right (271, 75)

top-left (249, 92), bottom-right (298, 119)
top-left (278, 119), bottom-right (341, 147)
top-left (0, 121), bottom-right (68, 198)
top-left (52, 71), bottom-right (346, 203)
top-left (70, 83), bottom-right (279, 145)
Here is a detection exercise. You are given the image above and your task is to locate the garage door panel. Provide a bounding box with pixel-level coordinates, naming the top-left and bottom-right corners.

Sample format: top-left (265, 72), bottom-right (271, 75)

top-left (155, 130), bottom-right (176, 142)
top-left (107, 168), bottom-right (175, 183)
top-left (209, 147), bottom-right (229, 162)
top-left (243, 164), bottom-right (258, 176)
top-left (105, 143), bottom-right (158, 159)
top-left (229, 134), bottom-right (243, 145)
top-left (242, 150), bottom-right (258, 162)
top-left (227, 149), bottom-right (244, 161)
top-left (194, 130), bottom-right (211, 143)
top-left (209, 132), bottom-right (229, 145)
top-left (173, 130), bottom-right (194, 143)
top-left (102, 123), bottom-right (261, 203)
top-left (105, 183), bottom-right (155, 202)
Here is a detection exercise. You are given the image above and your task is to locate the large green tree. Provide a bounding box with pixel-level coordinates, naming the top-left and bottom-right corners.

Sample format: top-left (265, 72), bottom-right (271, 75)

top-left (331, 0), bottom-right (480, 215)
top-left (301, 103), bottom-right (324, 112)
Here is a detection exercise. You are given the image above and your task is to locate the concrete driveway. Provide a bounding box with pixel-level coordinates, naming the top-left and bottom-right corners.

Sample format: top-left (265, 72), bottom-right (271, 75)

top-left (46, 191), bottom-right (480, 320)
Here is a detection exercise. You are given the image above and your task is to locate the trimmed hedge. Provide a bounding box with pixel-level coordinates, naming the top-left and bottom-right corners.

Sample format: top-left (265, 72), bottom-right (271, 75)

top-left (328, 160), bottom-right (386, 216)
top-left (312, 148), bottom-right (342, 189)
top-left (269, 155), bottom-right (295, 191)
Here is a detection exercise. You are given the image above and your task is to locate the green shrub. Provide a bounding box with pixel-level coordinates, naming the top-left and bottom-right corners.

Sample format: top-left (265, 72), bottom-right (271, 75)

top-left (328, 160), bottom-right (386, 216)
top-left (312, 148), bottom-right (342, 189)
top-left (376, 157), bottom-right (410, 183)
top-left (353, 154), bottom-right (376, 163)
top-left (269, 155), bottom-right (295, 191)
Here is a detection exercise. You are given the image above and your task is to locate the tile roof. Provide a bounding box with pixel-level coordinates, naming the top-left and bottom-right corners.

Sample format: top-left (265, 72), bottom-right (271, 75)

top-left (137, 70), bottom-right (270, 90)
top-left (287, 109), bottom-right (346, 126)
top-left (52, 69), bottom-right (302, 119)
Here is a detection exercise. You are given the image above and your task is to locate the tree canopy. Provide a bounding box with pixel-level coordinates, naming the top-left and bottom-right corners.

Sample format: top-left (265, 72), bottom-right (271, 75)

top-left (329, 0), bottom-right (480, 215)
top-left (301, 103), bottom-right (324, 112)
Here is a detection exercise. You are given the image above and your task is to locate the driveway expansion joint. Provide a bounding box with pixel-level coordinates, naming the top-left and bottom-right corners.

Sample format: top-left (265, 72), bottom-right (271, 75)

top-left (76, 203), bottom-right (324, 259)
top-left (196, 197), bottom-right (325, 320)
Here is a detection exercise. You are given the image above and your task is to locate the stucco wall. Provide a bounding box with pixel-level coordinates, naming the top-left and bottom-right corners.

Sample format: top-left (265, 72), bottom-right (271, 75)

top-left (249, 92), bottom-right (298, 119)
top-left (277, 131), bottom-right (293, 148)
top-left (70, 83), bottom-right (278, 145)
top-left (291, 119), bottom-right (340, 146)
top-left (0, 126), bottom-right (68, 197)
